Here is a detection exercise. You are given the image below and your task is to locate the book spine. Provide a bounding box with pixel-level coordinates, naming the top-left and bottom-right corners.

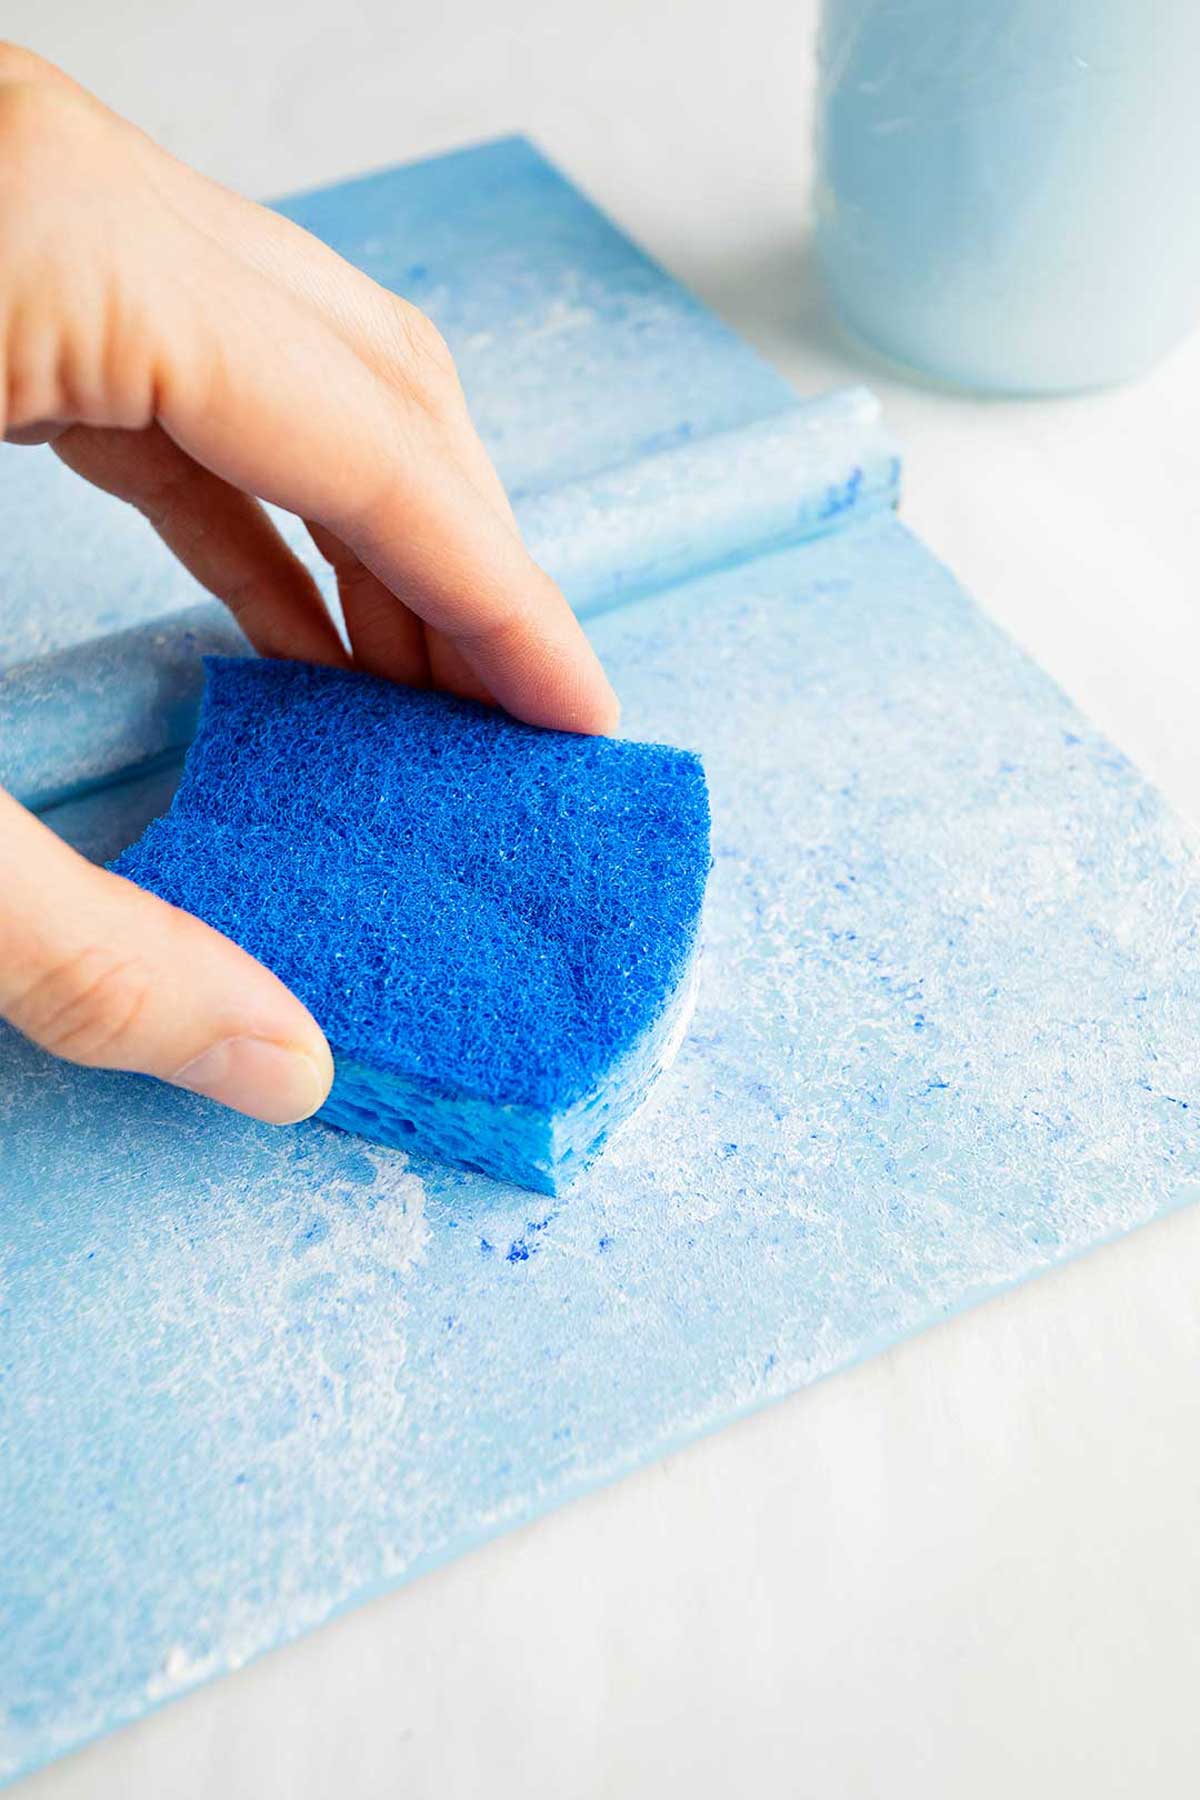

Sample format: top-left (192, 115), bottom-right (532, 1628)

top-left (529, 388), bottom-right (898, 615)
top-left (0, 390), bottom-right (898, 815)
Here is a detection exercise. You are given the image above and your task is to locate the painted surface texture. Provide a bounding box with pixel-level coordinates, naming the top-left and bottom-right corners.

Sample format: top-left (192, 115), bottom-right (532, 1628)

top-left (2, 138), bottom-right (1199, 1786)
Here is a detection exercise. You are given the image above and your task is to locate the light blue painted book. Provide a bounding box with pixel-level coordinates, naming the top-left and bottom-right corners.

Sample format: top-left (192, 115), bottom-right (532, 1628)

top-left (1, 138), bottom-right (1198, 1787)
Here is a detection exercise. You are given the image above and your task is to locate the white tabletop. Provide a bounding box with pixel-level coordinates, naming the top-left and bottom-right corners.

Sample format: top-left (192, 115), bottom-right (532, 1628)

top-left (10, 3), bottom-right (1200, 1794)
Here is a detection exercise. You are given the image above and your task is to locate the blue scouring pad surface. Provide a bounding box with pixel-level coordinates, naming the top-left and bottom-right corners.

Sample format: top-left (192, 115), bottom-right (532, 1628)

top-left (114, 658), bottom-right (710, 1192)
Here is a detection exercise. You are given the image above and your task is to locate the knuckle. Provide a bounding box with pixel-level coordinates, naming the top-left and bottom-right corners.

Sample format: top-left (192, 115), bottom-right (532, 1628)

top-left (0, 72), bottom-right (121, 266)
top-left (397, 300), bottom-right (451, 366)
top-left (0, 42), bottom-right (59, 89)
top-left (390, 299), bottom-right (459, 395)
top-left (12, 945), bottom-right (152, 1066)
top-left (0, 73), bottom-right (85, 181)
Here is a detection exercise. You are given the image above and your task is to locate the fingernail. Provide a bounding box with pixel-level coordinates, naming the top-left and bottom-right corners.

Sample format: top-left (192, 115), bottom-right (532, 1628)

top-left (170, 1036), bottom-right (331, 1124)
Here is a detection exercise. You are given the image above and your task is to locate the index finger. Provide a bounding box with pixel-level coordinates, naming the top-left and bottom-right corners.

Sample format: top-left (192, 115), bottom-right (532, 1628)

top-left (153, 223), bottom-right (619, 734)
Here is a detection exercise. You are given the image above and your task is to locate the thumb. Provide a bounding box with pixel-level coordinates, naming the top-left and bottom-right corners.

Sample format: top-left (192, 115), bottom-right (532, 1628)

top-left (0, 790), bottom-right (333, 1124)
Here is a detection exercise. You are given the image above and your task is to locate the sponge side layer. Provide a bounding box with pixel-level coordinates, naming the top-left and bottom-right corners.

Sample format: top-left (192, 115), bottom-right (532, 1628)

top-left (319, 953), bottom-right (700, 1194)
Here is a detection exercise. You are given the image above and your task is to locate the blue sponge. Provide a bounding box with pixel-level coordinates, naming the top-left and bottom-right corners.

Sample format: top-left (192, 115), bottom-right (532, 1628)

top-left (114, 658), bottom-right (710, 1191)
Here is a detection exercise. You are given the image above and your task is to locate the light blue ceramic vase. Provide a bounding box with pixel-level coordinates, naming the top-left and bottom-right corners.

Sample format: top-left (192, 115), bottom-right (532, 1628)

top-left (815, 0), bottom-right (1200, 393)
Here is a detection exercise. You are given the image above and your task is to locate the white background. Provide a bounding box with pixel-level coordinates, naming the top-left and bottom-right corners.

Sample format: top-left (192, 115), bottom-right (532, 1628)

top-left (8, 3), bottom-right (1200, 1795)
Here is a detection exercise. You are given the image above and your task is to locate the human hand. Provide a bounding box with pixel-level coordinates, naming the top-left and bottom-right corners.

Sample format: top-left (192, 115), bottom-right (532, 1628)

top-left (0, 44), bottom-right (618, 1124)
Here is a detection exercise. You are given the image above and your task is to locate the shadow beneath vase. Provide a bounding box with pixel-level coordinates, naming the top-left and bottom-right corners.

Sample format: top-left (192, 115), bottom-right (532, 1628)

top-left (684, 230), bottom-right (872, 395)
